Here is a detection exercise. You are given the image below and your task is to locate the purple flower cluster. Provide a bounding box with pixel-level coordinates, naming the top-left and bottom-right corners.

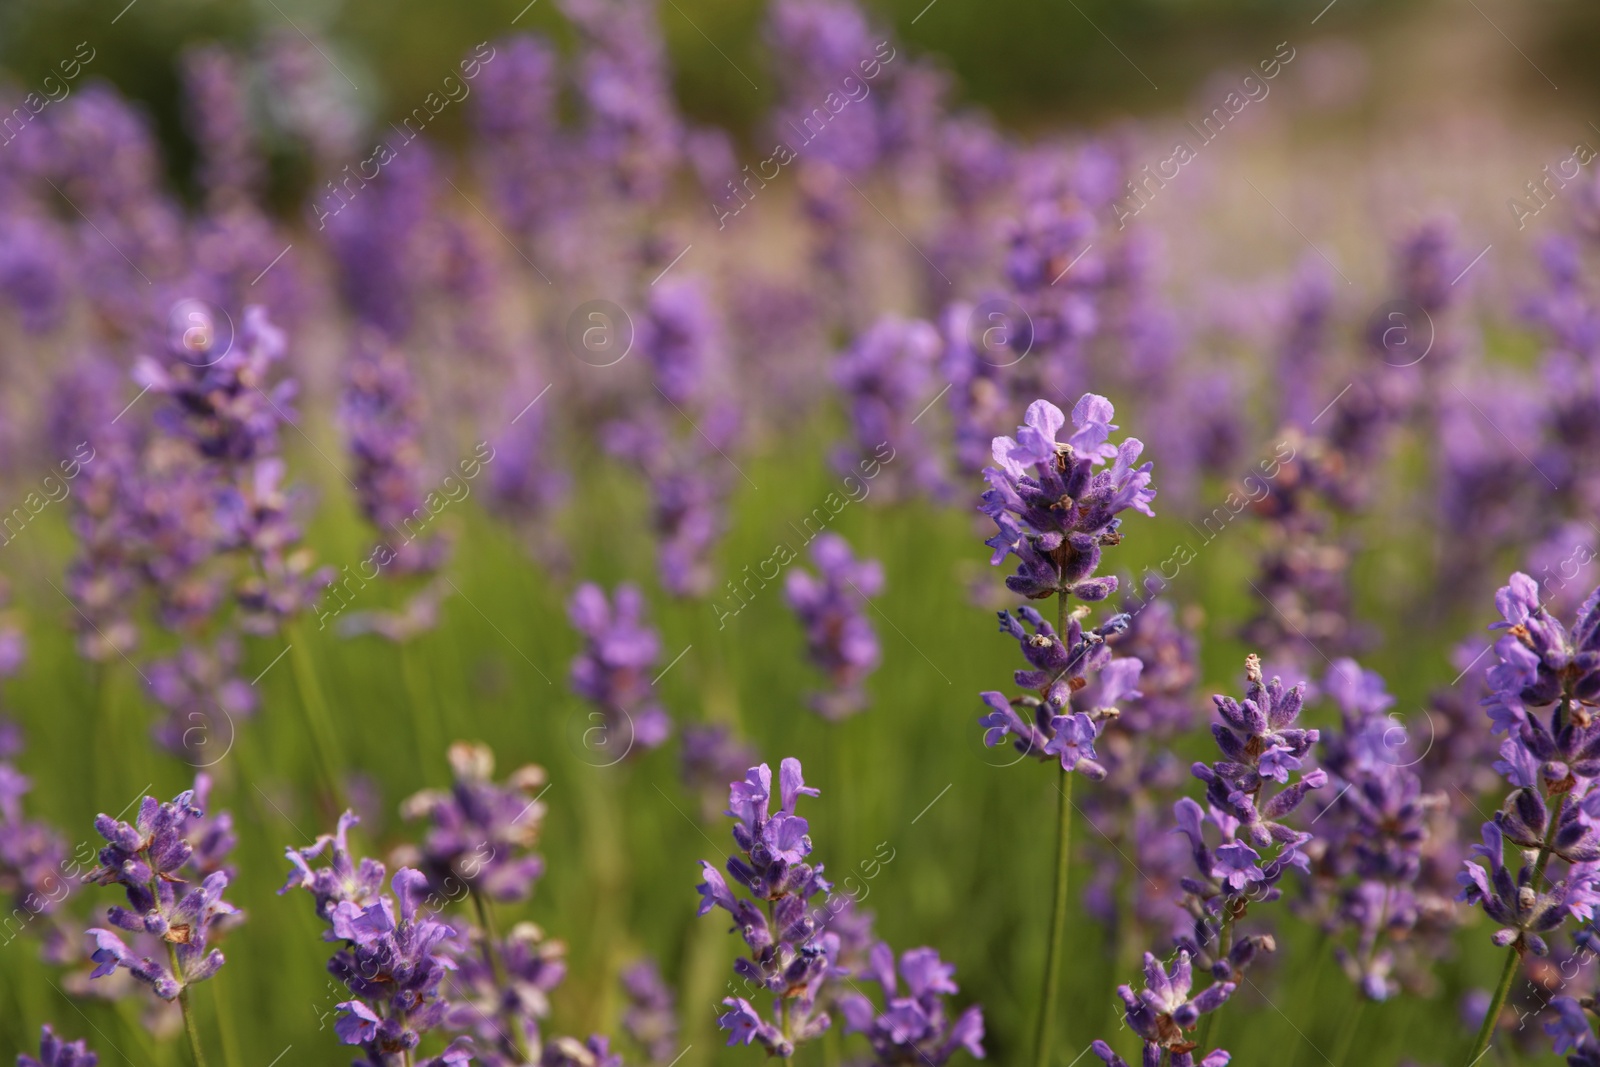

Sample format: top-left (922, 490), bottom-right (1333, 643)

top-left (620, 957), bottom-right (678, 1062)
top-left (1459, 574), bottom-right (1600, 959)
top-left (783, 532), bottom-right (884, 719)
top-left (982, 396), bottom-right (1154, 602)
top-left (698, 759), bottom-right (836, 1057)
top-left (84, 784), bottom-right (241, 1001)
top-left (282, 811), bottom-right (471, 1066)
top-left (832, 316), bottom-right (945, 500)
top-left (1091, 952), bottom-right (1233, 1067)
top-left (399, 742), bottom-right (548, 903)
top-left (835, 943), bottom-right (986, 1065)
top-left (568, 582), bottom-right (671, 755)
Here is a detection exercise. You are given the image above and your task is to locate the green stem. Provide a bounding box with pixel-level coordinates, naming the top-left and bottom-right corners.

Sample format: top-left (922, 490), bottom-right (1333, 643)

top-left (284, 623), bottom-right (345, 809)
top-left (1033, 763), bottom-right (1073, 1067)
top-left (166, 945), bottom-right (210, 1067)
top-left (473, 894), bottom-right (534, 1065)
top-left (1465, 789), bottom-right (1569, 1065)
top-left (1194, 912), bottom-right (1235, 1055)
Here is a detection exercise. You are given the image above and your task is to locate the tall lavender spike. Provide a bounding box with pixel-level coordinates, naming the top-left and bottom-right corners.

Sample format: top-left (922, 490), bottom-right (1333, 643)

top-left (1095, 655), bottom-right (1325, 1067)
top-left (281, 813), bottom-right (472, 1066)
top-left (471, 34), bottom-right (569, 247)
top-left (84, 781), bottom-right (241, 1067)
top-left (568, 583), bottom-right (671, 756)
top-left (1463, 574), bottom-right (1600, 1063)
top-left (18, 1025), bottom-right (98, 1067)
top-left (698, 759), bottom-right (836, 1057)
top-left (784, 533), bottom-right (883, 719)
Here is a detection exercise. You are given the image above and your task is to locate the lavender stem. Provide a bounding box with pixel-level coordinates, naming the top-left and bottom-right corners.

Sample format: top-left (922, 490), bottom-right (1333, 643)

top-left (1033, 590), bottom-right (1075, 1067)
top-left (166, 943), bottom-right (211, 1067)
top-left (286, 622), bottom-right (345, 808)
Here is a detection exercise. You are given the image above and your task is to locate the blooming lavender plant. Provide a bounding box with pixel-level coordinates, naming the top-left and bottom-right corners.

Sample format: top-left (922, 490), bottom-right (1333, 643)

top-left (84, 785), bottom-right (242, 1065)
top-left (1462, 573), bottom-right (1600, 1062)
top-left (783, 532), bottom-right (883, 719)
top-left (1090, 952), bottom-right (1233, 1067)
top-left (282, 812), bottom-right (472, 1066)
top-left (698, 758), bottom-right (835, 1057)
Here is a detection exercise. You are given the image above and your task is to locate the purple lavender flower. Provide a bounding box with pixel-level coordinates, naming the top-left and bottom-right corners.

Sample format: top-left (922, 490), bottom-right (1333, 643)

top-left (399, 741), bottom-right (548, 903)
top-left (1091, 952), bottom-right (1233, 1067)
top-left (698, 758), bottom-right (835, 1057)
top-left (568, 582), bottom-right (671, 756)
top-left (1457, 575), bottom-right (1600, 960)
top-left (18, 1025), bottom-right (97, 1067)
top-left (84, 785), bottom-right (241, 1001)
top-left (621, 957), bottom-right (678, 1062)
top-left (640, 277), bottom-right (726, 409)
top-left (471, 34), bottom-right (568, 246)
top-left (784, 533), bottom-right (883, 718)
top-left (834, 943), bottom-right (986, 1065)
top-left (982, 396), bottom-right (1154, 601)
top-left (1547, 996), bottom-right (1600, 1064)
top-left (180, 44), bottom-right (263, 211)
top-left (0, 728), bottom-right (73, 947)
top-left (284, 814), bottom-right (466, 1063)
top-left (977, 606), bottom-right (1140, 778)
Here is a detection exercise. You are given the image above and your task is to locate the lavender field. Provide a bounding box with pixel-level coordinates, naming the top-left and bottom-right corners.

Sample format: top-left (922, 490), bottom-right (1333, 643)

top-left (0, 0), bottom-right (1597, 1065)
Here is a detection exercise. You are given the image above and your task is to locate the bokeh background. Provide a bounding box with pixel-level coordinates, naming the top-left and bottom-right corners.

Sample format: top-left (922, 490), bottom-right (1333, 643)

top-left (3, 0), bottom-right (1600, 1065)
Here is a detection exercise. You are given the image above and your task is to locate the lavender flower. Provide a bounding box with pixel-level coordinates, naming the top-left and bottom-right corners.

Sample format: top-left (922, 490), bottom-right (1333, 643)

top-left (568, 583), bottom-right (671, 755)
top-left (18, 1026), bottom-right (97, 1067)
top-left (834, 943), bottom-right (986, 1065)
top-left (784, 533), bottom-right (883, 718)
top-left (621, 957), bottom-right (678, 1062)
top-left (84, 785), bottom-right (241, 1001)
top-left (1090, 952), bottom-right (1233, 1067)
top-left (698, 758), bottom-right (835, 1057)
top-left (0, 724), bottom-right (73, 938)
top-left (1457, 575), bottom-right (1600, 958)
top-left (180, 44), bottom-right (263, 212)
top-left (1547, 996), bottom-right (1600, 1065)
top-left (977, 606), bottom-right (1140, 778)
top-left (399, 742), bottom-right (547, 903)
top-left (681, 723), bottom-right (757, 821)
top-left (981, 396), bottom-right (1155, 602)
top-left (449, 920), bottom-right (567, 1065)
top-left (283, 813), bottom-right (469, 1065)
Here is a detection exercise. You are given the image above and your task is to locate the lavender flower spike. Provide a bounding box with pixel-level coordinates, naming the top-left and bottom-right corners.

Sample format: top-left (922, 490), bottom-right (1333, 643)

top-left (834, 943), bottom-right (986, 1065)
top-left (784, 532), bottom-right (884, 719)
top-left (19, 1025), bottom-right (98, 1067)
top-left (699, 758), bottom-right (835, 1058)
top-left (982, 395), bottom-right (1155, 601)
top-left (84, 785), bottom-right (241, 1002)
top-left (1090, 952), bottom-right (1233, 1067)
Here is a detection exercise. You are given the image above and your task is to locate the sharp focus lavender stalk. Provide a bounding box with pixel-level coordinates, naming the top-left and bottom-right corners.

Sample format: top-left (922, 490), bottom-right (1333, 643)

top-left (975, 395), bottom-right (1153, 1067)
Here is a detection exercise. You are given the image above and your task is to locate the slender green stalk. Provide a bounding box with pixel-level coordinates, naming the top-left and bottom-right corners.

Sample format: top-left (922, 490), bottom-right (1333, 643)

top-left (166, 944), bottom-right (210, 1067)
top-left (1032, 590), bottom-right (1077, 1067)
top-left (284, 622), bottom-right (345, 808)
top-left (212, 980), bottom-right (243, 1067)
top-left (472, 893), bottom-right (534, 1065)
top-left (1194, 912), bottom-right (1235, 1055)
top-left (1465, 789), bottom-right (1569, 1065)
top-left (1033, 763), bottom-right (1073, 1067)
